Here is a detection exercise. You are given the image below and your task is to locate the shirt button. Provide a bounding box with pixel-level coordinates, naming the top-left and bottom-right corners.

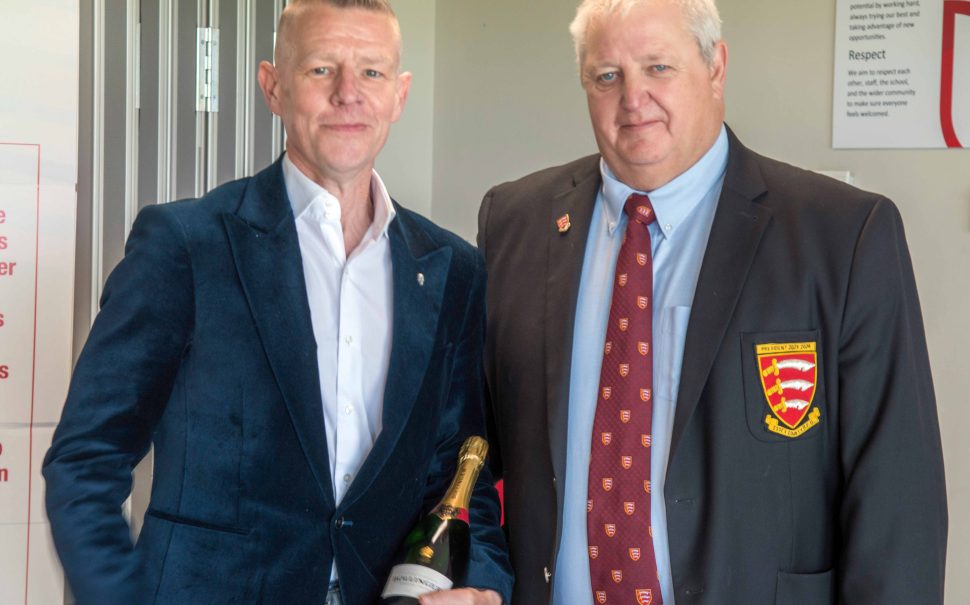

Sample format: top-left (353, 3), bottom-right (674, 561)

top-left (609, 221), bottom-right (616, 230)
top-left (343, 474), bottom-right (352, 483)
top-left (345, 335), bottom-right (353, 345)
top-left (344, 405), bottom-right (353, 415)
top-left (665, 223), bottom-right (672, 232)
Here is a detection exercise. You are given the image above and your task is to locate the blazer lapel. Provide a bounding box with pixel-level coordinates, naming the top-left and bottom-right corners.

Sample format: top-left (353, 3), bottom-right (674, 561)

top-left (545, 157), bottom-right (601, 518)
top-left (222, 160), bottom-right (335, 508)
top-left (669, 133), bottom-right (772, 460)
top-left (338, 207), bottom-right (452, 510)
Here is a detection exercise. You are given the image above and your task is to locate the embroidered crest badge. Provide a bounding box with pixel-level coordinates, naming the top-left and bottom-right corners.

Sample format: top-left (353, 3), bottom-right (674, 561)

top-left (757, 341), bottom-right (821, 438)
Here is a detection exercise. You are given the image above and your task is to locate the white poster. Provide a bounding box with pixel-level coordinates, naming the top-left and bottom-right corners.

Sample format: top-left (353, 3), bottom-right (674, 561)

top-left (833, 0), bottom-right (970, 148)
top-left (0, 2), bottom-right (80, 604)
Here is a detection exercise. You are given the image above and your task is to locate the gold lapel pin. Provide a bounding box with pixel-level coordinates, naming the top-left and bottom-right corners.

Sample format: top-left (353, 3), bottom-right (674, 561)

top-left (417, 272), bottom-right (425, 286)
top-left (556, 213), bottom-right (571, 233)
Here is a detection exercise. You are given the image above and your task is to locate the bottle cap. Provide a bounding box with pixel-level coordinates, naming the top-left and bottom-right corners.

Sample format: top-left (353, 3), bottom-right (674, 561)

top-left (459, 436), bottom-right (488, 469)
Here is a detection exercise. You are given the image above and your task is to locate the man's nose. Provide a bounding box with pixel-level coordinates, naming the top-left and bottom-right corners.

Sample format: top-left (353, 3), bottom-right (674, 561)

top-left (332, 69), bottom-right (361, 104)
top-left (621, 72), bottom-right (650, 111)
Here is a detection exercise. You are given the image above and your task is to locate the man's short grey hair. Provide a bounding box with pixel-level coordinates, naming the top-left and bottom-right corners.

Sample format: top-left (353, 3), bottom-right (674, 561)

top-left (569, 0), bottom-right (722, 66)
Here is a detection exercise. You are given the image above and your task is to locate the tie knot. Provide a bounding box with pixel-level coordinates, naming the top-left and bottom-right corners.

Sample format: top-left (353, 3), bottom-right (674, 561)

top-left (624, 193), bottom-right (656, 226)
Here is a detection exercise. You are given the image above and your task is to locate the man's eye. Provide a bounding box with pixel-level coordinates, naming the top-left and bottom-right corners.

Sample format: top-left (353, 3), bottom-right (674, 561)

top-left (652, 65), bottom-right (670, 73)
top-left (312, 67), bottom-right (332, 75)
top-left (598, 72), bottom-right (618, 83)
top-left (365, 69), bottom-right (382, 78)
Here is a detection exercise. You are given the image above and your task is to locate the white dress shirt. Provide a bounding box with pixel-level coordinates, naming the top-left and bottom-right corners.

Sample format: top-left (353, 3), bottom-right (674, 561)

top-left (282, 155), bottom-right (396, 580)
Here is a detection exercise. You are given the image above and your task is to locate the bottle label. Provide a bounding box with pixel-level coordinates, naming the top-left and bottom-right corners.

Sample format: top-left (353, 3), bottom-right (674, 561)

top-left (381, 563), bottom-right (454, 598)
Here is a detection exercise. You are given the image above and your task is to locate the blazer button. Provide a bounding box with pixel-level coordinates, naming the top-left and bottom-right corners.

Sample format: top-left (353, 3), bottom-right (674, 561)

top-left (543, 566), bottom-right (551, 583)
top-left (334, 517), bottom-right (344, 529)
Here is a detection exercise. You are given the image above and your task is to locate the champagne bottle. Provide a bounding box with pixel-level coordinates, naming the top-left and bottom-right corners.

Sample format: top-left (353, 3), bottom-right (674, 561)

top-left (381, 436), bottom-right (489, 603)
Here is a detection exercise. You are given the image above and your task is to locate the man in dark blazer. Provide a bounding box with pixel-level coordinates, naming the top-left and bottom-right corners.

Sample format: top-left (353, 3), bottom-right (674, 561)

top-left (43, 2), bottom-right (510, 604)
top-left (478, 0), bottom-right (946, 603)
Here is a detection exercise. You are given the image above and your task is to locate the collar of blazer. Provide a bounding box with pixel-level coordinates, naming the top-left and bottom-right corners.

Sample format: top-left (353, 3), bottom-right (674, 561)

top-left (223, 157), bottom-right (453, 510)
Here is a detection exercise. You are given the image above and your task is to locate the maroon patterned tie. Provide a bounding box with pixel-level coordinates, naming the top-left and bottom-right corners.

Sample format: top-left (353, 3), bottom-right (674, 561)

top-left (587, 193), bottom-right (662, 605)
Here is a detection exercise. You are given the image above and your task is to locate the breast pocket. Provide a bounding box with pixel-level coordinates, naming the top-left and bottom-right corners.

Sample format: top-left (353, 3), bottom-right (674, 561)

top-left (741, 330), bottom-right (825, 443)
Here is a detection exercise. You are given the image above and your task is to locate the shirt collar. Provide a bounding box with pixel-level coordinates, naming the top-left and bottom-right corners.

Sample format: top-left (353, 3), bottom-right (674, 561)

top-left (282, 153), bottom-right (397, 241)
top-left (599, 124), bottom-right (729, 239)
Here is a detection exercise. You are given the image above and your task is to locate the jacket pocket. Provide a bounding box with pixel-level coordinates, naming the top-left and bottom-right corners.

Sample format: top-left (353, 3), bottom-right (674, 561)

top-left (139, 510), bottom-right (258, 604)
top-left (741, 330), bottom-right (825, 443)
top-left (775, 568), bottom-right (835, 605)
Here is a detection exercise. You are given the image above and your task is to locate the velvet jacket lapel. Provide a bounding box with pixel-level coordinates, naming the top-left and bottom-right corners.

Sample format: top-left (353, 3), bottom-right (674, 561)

top-left (223, 162), bottom-right (453, 513)
top-left (544, 157), bottom-right (601, 524)
top-left (223, 160), bottom-right (335, 509)
top-left (669, 131), bottom-right (772, 460)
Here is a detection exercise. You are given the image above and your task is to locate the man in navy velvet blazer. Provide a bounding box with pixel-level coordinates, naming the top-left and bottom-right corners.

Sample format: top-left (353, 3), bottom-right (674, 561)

top-left (42, 2), bottom-right (511, 604)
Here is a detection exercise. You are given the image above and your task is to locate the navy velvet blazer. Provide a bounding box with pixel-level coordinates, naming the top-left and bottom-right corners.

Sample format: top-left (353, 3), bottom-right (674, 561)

top-left (43, 158), bottom-right (512, 605)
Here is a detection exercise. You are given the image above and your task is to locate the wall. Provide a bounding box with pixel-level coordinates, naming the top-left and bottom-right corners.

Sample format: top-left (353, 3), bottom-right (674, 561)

top-left (377, 0), bottom-right (437, 217)
top-left (427, 0), bottom-right (969, 601)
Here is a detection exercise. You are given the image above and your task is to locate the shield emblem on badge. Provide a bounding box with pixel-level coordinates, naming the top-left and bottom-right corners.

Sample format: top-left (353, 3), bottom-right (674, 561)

top-left (603, 477), bottom-right (614, 491)
top-left (620, 409), bottom-right (631, 423)
top-left (638, 341), bottom-right (649, 355)
top-left (602, 432), bottom-right (613, 445)
top-left (602, 386), bottom-right (612, 400)
top-left (619, 318), bottom-right (629, 331)
top-left (641, 434), bottom-right (651, 447)
top-left (589, 545), bottom-right (599, 559)
top-left (629, 547), bottom-right (641, 561)
top-left (756, 342), bottom-right (819, 435)
top-left (640, 388), bottom-right (651, 402)
top-left (618, 273), bottom-right (628, 287)
top-left (612, 569), bottom-right (623, 583)
top-left (605, 523), bottom-right (616, 537)
top-left (596, 591), bottom-right (607, 604)
top-left (621, 455), bottom-right (633, 469)
top-left (623, 501), bottom-right (635, 515)
top-left (637, 296), bottom-right (648, 309)
top-left (636, 253), bottom-right (648, 266)
top-left (636, 588), bottom-right (653, 605)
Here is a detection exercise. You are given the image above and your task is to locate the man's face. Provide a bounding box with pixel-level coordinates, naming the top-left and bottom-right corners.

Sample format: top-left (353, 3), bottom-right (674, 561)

top-left (581, 0), bottom-right (727, 190)
top-left (258, 5), bottom-right (411, 187)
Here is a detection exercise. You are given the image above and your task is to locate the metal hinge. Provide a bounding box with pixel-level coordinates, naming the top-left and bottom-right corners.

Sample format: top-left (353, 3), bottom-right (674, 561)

top-left (196, 27), bottom-right (220, 112)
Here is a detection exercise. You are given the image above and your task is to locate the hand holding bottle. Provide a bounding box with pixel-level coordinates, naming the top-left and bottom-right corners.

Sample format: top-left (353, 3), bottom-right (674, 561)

top-left (416, 587), bottom-right (502, 605)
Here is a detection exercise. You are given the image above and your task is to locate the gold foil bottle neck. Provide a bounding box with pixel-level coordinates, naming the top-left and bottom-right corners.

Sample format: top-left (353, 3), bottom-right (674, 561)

top-left (459, 436), bottom-right (488, 470)
top-left (439, 436), bottom-right (489, 512)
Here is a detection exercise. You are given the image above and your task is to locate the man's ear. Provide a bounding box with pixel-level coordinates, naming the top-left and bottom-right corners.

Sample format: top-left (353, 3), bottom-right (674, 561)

top-left (257, 60), bottom-right (282, 115)
top-left (710, 40), bottom-right (728, 100)
top-left (391, 71), bottom-right (413, 123)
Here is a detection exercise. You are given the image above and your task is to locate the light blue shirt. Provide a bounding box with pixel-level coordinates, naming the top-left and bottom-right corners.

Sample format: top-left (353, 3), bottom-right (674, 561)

top-left (553, 126), bottom-right (729, 605)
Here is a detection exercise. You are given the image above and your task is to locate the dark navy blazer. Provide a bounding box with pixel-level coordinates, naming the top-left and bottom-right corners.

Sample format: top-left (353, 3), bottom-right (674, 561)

top-left (479, 130), bottom-right (946, 604)
top-left (43, 158), bottom-right (512, 605)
